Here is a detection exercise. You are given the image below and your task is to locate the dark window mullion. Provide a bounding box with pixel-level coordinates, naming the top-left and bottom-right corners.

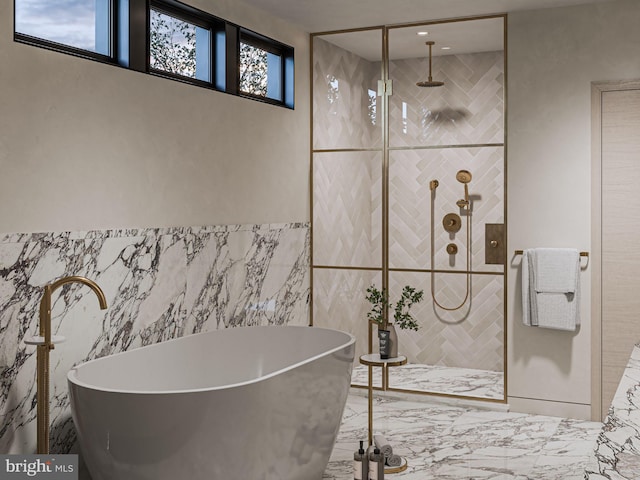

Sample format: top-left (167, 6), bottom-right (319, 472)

top-left (280, 50), bottom-right (286, 102)
top-left (128, 0), bottom-right (148, 72)
top-left (240, 30), bottom-right (284, 57)
top-left (13, 32), bottom-right (114, 63)
top-left (149, 1), bottom-right (209, 30)
top-left (225, 24), bottom-right (239, 95)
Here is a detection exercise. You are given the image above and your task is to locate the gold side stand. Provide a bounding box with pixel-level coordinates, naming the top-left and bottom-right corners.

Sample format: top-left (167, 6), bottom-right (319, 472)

top-left (359, 354), bottom-right (409, 474)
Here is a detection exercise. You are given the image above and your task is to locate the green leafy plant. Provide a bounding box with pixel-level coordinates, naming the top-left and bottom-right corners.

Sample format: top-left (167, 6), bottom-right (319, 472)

top-left (365, 284), bottom-right (424, 331)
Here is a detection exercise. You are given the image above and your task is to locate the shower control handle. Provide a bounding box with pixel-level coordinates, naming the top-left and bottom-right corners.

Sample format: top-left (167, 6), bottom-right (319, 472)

top-left (443, 213), bottom-right (462, 233)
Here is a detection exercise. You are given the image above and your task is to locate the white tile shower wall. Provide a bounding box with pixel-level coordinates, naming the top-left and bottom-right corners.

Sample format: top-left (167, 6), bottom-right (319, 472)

top-left (0, 223), bottom-right (309, 454)
top-left (388, 51), bottom-right (504, 147)
top-left (313, 35), bottom-right (382, 150)
top-left (313, 151), bottom-right (383, 268)
top-left (390, 272), bottom-right (503, 372)
top-left (311, 40), bottom-right (504, 381)
top-left (389, 147), bottom-right (504, 273)
top-left (385, 50), bottom-right (505, 376)
top-left (312, 268), bottom-right (381, 366)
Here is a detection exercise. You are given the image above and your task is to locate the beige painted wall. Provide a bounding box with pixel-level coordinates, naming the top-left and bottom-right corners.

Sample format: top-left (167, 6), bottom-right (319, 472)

top-left (0, 0), bottom-right (310, 234)
top-left (508, 0), bottom-right (640, 419)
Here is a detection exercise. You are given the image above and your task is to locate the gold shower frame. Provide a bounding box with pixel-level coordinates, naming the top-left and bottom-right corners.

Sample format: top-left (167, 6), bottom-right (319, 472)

top-left (309, 14), bottom-right (508, 404)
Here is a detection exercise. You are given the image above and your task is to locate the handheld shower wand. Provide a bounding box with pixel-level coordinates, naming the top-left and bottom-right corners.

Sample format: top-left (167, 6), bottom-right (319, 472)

top-left (429, 169), bottom-right (473, 311)
top-left (455, 170), bottom-right (472, 208)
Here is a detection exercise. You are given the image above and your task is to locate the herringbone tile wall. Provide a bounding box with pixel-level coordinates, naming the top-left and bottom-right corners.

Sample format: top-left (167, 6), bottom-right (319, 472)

top-left (311, 34), bottom-right (505, 384)
top-left (313, 151), bottom-right (383, 268)
top-left (389, 147), bottom-right (504, 273)
top-left (390, 271), bottom-right (503, 372)
top-left (389, 51), bottom-right (504, 147)
top-left (312, 268), bottom-right (382, 381)
top-left (313, 36), bottom-right (382, 150)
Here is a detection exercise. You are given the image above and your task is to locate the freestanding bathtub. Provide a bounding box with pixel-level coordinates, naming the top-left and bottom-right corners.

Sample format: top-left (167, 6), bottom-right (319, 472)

top-left (67, 325), bottom-right (355, 480)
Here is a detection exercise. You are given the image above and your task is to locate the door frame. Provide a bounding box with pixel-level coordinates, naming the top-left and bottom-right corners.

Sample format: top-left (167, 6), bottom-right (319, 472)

top-left (591, 79), bottom-right (640, 421)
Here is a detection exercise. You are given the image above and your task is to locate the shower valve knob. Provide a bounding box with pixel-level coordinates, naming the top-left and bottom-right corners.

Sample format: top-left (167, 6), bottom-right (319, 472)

top-left (443, 213), bottom-right (462, 233)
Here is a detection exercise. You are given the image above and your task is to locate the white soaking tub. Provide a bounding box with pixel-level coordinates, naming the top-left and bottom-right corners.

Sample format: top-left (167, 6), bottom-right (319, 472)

top-left (68, 325), bottom-right (355, 480)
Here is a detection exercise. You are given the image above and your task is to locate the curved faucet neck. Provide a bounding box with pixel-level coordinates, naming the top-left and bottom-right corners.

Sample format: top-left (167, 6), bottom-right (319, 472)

top-left (38, 276), bottom-right (108, 339)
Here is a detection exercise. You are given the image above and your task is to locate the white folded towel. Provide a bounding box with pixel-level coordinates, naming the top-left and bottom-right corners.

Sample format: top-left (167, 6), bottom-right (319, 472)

top-left (386, 454), bottom-right (402, 467)
top-left (374, 434), bottom-right (393, 458)
top-left (533, 248), bottom-right (579, 294)
top-left (522, 248), bottom-right (580, 331)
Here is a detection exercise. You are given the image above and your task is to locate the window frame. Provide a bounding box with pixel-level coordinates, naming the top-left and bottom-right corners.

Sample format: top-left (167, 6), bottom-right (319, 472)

top-left (13, 0), bottom-right (118, 64)
top-left (238, 28), bottom-right (294, 108)
top-left (147, 0), bottom-right (222, 88)
top-left (12, 0), bottom-right (295, 109)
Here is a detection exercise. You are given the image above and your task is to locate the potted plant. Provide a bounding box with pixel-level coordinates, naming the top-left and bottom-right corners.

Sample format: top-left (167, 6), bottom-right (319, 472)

top-left (365, 284), bottom-right (424, 359)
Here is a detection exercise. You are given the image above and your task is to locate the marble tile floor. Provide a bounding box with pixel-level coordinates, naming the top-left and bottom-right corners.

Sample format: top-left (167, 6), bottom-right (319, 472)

top-left (324, 392), bottom-right (601, 480)
top-left (351, 364), bottom-right (504, 400)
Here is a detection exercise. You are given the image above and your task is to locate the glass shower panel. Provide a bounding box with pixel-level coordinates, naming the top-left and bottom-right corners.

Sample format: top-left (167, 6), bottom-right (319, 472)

top-left (312, 30), bottom-right (383, 150)
top-left (389, 147), bottom-right (504, 273)
top-left (313, 151), bottom-right (383, 268)
top-left (388, 271), bottom-right (504, 400)
top-left (312, 268), bottom-right (382, 388)
top-left (388, 18), bottom-right (504, 148)
top-left (384, 17), bottom-right (505, 401)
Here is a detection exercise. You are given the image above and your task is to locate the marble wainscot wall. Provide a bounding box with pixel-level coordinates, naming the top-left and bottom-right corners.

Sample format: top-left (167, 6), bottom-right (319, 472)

top-left (585, 344), bottom-right (640, 479)
top-left (0, 223), bottom-right (309, 454)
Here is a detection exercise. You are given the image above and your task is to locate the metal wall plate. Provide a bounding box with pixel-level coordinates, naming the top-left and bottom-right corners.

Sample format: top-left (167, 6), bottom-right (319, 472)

top-left (485, 223), bottom-right (505, 265)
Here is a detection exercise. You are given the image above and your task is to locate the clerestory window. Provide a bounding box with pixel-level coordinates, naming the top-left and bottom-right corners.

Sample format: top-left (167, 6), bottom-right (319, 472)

top-left (15, 0), bottom-right (113, 59)
top-left (13, 0), bottom-right (294, 109)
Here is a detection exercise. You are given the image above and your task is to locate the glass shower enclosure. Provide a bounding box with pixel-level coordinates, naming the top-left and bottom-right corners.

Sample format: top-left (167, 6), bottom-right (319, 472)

top-left (311, 16), bottom-right (506, 402)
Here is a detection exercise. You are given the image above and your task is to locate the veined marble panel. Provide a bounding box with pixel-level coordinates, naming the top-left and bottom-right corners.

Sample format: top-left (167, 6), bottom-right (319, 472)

top-left (0, 223), bottom-right (309, 454)
top-left (585, 344), bottom-right (640, 479)
top-left (351, 364), bottom-right (503, 400)
top-left (325, 394), bottom-right (601, 479)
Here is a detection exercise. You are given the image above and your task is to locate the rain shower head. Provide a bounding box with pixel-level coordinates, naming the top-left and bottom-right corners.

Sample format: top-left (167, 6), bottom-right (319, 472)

top-left (416, 80), bottom-right (444, 87)
top-left (416, 41), bottom-right (444, 88)
top-left (416, 80), bottom-right (445, 88)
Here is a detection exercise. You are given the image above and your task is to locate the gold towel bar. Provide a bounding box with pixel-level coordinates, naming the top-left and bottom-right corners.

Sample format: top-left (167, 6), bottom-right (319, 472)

top-left (514, 250), bottom-right (589, 257)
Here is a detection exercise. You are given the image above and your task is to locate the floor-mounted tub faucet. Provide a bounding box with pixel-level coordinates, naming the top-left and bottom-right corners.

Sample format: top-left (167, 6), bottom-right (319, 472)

top-left (26, 276), bottom-right (107, 454)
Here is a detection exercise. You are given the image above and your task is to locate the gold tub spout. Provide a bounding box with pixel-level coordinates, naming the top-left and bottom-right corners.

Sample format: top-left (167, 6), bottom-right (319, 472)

top-left (36, 276), bottom-right (107, 454)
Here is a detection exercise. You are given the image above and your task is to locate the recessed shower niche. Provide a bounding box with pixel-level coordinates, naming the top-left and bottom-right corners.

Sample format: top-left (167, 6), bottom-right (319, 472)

top-left (311, 16), bottom-right (506, 401)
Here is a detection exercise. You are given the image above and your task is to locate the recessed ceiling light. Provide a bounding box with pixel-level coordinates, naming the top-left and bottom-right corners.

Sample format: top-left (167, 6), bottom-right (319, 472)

top-left (441, 46), bottom-right (451, 50)
top-left (417, 31), bottom-right (429, 36)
